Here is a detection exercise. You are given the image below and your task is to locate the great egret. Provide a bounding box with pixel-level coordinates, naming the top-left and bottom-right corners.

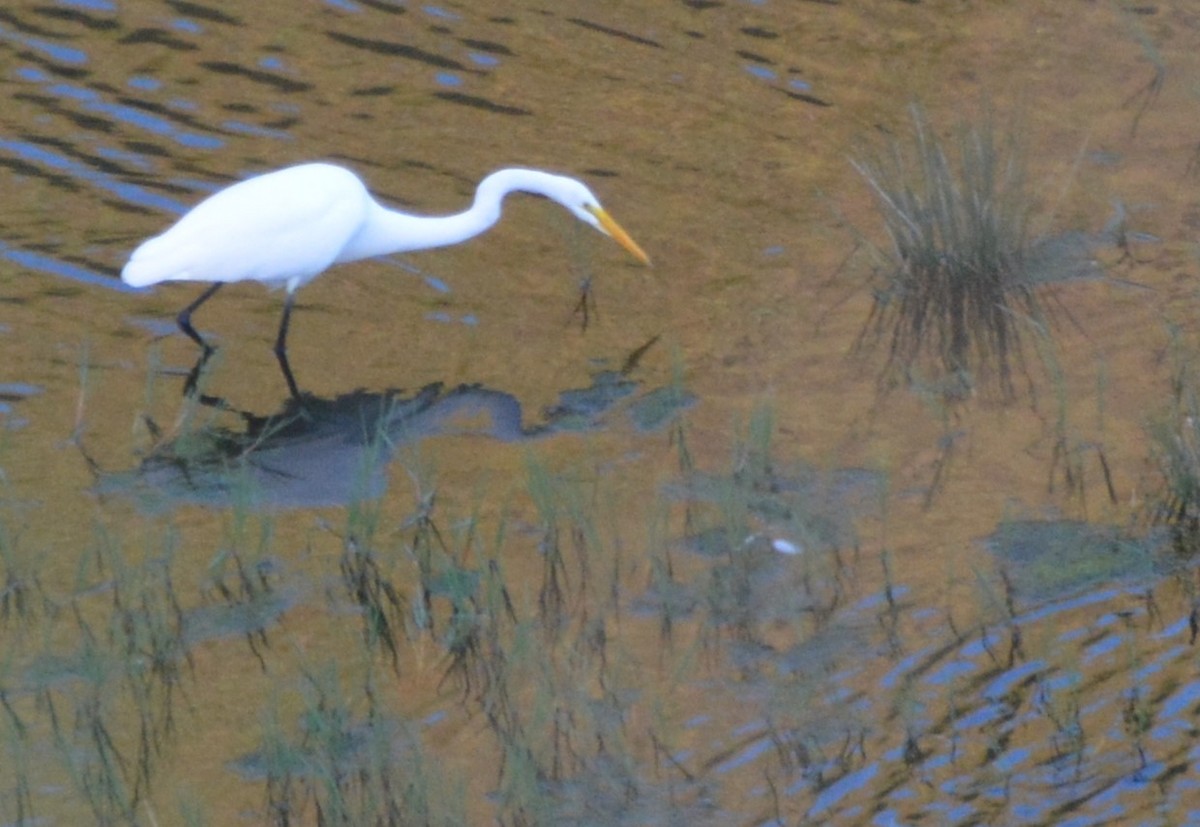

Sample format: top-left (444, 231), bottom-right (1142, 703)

top-left (122, 162), bottom-right (651, 396)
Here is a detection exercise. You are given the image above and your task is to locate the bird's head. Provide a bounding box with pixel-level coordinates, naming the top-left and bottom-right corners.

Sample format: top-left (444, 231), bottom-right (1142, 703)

top-left (547, 176), bottom-right (652, 266)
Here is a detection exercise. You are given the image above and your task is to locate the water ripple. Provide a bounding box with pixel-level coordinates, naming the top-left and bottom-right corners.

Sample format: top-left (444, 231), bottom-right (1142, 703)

top-left (0, 240), bottom-right (134, 293)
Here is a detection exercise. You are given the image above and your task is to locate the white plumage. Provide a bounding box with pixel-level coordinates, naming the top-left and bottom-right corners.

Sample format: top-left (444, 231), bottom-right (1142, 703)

top-left (121, 162), bottom-right (650, 395)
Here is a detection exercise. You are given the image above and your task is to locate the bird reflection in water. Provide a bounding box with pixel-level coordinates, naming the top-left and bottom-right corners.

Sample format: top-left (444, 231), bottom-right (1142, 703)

top-left (97, 384), bottom-right (526, 512)
top-left (95, 350), bottom-right (693, 513)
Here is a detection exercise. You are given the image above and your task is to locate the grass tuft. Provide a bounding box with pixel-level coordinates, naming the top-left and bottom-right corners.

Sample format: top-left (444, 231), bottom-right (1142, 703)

top-left (1145, 333), bottom-right (1200, 555)
top-left (853, 102), bottom-right (1046, 401)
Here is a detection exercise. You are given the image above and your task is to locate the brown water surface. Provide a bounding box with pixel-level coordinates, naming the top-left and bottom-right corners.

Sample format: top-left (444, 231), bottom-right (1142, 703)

top-left (2, 1), bottom-right (1200, 824)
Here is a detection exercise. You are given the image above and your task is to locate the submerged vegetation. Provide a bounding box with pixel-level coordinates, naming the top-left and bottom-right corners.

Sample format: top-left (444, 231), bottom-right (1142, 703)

top-left (0, 396), bottom-right (886, 824)
top-left (1, 361), bottom-right (1199, 824)
top-left (853, 103), bottom-right (1049, 401)
top-left (1146, 337), bottom-right (1200, 556)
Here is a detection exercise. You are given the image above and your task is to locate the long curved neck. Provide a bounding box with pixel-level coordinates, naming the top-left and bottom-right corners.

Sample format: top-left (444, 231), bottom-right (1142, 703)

top-left (336, 169), bottom-right (566, 264)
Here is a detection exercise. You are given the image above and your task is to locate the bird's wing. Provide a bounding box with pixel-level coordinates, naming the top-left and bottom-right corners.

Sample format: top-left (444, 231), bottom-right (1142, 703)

top-left (122, 164), bottom-right (369, 289)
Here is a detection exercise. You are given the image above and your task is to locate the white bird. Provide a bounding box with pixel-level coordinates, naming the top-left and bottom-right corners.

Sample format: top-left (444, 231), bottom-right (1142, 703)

top-left (122, 162), bottom-right (651, 395)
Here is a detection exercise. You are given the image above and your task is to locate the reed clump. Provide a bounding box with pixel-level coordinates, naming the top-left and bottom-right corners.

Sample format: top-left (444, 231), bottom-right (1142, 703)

top-left (853, 103), bottom-right (1046, 401)
top-left (1146, 339), bottom-right (1200, 555)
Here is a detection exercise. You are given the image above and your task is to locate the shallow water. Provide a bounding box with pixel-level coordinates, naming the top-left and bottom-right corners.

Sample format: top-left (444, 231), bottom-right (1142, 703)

top-left (2, 1), bottom-right (1200, 824)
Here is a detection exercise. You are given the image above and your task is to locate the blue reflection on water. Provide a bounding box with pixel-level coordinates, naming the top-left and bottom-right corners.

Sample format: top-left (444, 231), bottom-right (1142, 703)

top-left (958, 628), bottom-right (1006, 658)
top-left (0, 383), bottom-right (43, 398)
top-left (127, 76), bottom-right (162, 92)
top-left (924, 658), bottom-right (976, 686)
top-left (800, 761), bottom-right (878, 809)
top-left (953, 701), bottom-right (1003, 731)
top-left (713, 736), bottom-right (771, 774)
top-left (0, 25), bottom-right (88, 64)
top-left (1158, 678), bottom-right (1200, 723)
top-left (422, 274), bottom-right (450, 293)
top-left (94, 144), bottom-right (153, 169)
top-left (12, 65), bottom-right (223, 150)
top-left (385, 259), bottom-right (455, 296)
top-left (851, 585), bottom-right (909, 612)
top-left (1155, 615), bottom-right (1193, 640)
top-left (469, 52), bottom-right (499, 68)
top-left (166, 176), bottom-right (221, 197)
top-left (47, 82), bottom-right (223, 149)
top-left (435, 72), bottom-right (462, 87)
top-left (58, 0), bottom-right (116, 9)
top-left (425, 312), bottom-right (477, 326)
top-left (325, 0), bottom-right (362, 10)
top-left (423, 5), bottom-right (461, 20)
top-left (171, 19), bottom-right (202, 33)
top-left (879, 643), bottom-right (927, 690)
top-left (0, 241), bottom-right (140, 293)
top-left (1134, 644), bottom-right (1185, 681)
top-left (1081, 632), bottom-right (1124, 664)
top-left (1022, 587), bottom-right (1122, 625)
top-left (15, 66), bottom-right (49, 83)
top-left (733, 720), bottom-right (762, 737)
top-left (0, 138), bottom-right (187, 214)
top-left (745, 64), bottom-right (776, 81)
top-left (982, 659), bottom-right (1046, 700)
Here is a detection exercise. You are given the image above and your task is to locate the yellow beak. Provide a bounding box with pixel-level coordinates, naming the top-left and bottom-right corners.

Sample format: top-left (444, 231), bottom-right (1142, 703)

top-left (586, 205), bottom-right (651, 266)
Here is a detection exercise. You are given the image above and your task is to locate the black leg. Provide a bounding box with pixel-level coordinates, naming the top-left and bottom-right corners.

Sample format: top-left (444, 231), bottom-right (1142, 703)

top-left (182, 346), bottom-right (212, 397)
top-left (176, 282), bottom-right (224, 350)
top-left (181, 347), bottom-right (231, 409)
top-left (274, 292), bottom-right (302, 399)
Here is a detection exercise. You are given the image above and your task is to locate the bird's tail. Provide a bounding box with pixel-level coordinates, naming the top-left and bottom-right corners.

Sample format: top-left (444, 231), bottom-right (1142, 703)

top-left (121, 234), bottom-right (180, 287)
